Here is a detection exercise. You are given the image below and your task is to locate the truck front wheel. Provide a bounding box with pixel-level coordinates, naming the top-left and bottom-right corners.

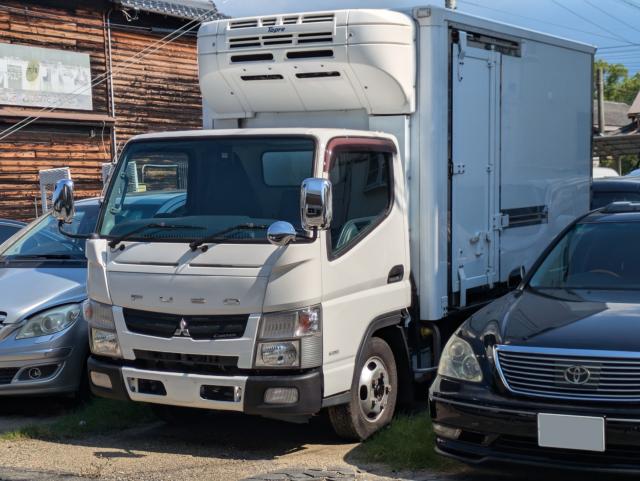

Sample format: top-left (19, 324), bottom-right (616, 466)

top-left (328, 336), bottom-right (398, 440)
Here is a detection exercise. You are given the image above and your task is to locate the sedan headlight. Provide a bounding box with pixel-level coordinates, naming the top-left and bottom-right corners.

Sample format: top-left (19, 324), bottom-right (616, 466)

top-left (255, 305), bottom-right (321, 369)
top-left (16, 304), bottom-right (81, 339)
top-left (83, 299), bottom-right (122, 358)
top-left (438, 335), bottom-right (483, 383)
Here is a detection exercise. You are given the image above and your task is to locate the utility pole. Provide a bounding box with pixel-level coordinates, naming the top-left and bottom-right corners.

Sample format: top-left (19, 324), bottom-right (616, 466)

top-left (597, 67), bottom-right (605, 135)
top-left (445, 0), bottom-right (457, 9)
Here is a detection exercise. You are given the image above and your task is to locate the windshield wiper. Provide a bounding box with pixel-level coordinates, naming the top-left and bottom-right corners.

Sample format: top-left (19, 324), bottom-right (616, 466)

top-left (8, 254), bottom-right (83, 260)
top-left (189, 223), bottom-right (268, 251)
top-left (108, 222), bottom-right (205, 249)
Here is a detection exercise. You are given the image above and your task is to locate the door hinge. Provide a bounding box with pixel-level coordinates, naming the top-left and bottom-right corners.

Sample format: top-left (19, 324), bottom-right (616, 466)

top-left (451, 163), bottom-right (466, 175)
top-left (493, 213), bottom-right (509, 231)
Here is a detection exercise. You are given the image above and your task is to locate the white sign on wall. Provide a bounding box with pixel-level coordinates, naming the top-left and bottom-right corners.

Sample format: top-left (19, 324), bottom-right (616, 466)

top-left (0, 43), bottom-right (93, 111)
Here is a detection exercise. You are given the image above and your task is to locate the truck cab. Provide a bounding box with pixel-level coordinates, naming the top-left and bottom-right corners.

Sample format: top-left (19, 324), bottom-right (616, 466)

top-left (80, 128), bottom-right (411, 439)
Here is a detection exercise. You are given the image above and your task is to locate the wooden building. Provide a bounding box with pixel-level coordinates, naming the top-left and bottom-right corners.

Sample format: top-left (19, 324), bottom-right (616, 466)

top-left (0, 0), bottom-right (221, 220)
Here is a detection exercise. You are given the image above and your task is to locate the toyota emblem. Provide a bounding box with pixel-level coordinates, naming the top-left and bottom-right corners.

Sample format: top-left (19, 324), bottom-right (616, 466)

top-left (564, 365), bottom-right (591, 385)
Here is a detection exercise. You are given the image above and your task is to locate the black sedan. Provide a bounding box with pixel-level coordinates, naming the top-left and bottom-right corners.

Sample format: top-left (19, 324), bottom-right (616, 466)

top-left (592, 177), bottom-right (640, 210)
top-left (0, 219), bottom-right (25, 244)
top-left (430, 201), bottom-right (640, 472)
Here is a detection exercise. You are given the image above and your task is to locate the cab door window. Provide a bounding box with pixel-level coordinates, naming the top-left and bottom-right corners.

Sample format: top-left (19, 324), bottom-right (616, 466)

top-left (327, 148), bottom-right (393, 257)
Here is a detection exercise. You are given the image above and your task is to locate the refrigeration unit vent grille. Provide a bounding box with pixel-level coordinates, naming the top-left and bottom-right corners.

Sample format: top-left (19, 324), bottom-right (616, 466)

top-left (229, 13), bottom-right (334, 30)
top-left (228, 31), bottom-right (334, 49)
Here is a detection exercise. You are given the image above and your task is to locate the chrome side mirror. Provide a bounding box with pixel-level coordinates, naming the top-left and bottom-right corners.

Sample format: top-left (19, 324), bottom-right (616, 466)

top-left (301, 178), bottom-right (332, 231)
top-left (267, 221), bottom-right (297, 247)
top-left (52, 179), bottom-right (76, 224)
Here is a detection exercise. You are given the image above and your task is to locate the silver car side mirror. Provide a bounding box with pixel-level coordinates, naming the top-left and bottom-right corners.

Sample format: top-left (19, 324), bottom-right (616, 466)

top-left (52, 179), bottom-right (76, 224)
top-left (267, 221), bottom-right (297, 247)
top-left (301, 178), bottom-right (332, 231)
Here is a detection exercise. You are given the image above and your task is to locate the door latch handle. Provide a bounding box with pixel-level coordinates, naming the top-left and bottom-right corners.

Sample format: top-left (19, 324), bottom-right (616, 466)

top-left (387, 265), bottom-right (404, 284)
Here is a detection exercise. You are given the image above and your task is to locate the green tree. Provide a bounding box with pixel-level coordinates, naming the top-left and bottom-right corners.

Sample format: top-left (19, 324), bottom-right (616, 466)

top-left (594, 59), bottom-right (640, 105)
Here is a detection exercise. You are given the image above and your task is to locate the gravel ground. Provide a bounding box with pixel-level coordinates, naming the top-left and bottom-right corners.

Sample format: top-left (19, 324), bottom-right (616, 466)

top-left (0, 402), bottom-right (635, 481)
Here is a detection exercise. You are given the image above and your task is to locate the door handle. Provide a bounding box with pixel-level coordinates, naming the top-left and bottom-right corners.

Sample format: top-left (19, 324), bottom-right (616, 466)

top-left (387, 265), bottom-right (404, 284)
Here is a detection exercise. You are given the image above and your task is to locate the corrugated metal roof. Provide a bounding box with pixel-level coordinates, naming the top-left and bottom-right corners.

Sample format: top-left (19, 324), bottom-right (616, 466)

top-left (116, 0), bottom-right (223, 21)
top-left (594, 130), bottom-right (640, 157)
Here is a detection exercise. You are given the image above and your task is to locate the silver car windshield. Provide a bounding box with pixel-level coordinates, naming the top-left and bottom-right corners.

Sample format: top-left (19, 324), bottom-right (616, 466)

top-left (98, 136), bottom-right (315, 243)
top-left (0, 203), bottom-right (99, 261)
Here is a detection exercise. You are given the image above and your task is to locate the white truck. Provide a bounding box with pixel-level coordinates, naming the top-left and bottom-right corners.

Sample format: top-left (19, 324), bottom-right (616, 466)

top-left (53, 6), bottom-right (593, 439)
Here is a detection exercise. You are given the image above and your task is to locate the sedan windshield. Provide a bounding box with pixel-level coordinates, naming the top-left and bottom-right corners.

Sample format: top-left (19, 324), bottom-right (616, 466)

top-left (529, 221), bottom-right (640, 290)
top-left (0, 203), bottom-right (99, 261)
top-left (98, 137), bottom-right (315, 243)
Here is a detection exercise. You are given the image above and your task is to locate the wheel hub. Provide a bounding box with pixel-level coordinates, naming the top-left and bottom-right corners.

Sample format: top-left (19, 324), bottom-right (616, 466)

top-left (358, 356), bottom-right (391, 422)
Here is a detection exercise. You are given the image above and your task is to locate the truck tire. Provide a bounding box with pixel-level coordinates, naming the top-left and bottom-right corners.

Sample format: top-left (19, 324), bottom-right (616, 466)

top-left (328, 336), bottom-right (398, 441)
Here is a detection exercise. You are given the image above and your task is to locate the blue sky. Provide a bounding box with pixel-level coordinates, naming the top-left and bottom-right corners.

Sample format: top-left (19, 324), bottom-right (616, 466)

top-left (215, 0), bottom-right (640, 74)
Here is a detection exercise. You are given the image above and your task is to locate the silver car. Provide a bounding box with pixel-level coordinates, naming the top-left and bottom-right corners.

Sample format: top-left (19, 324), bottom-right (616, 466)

top-left (0, 192), bottom-right (187, 397)
top-left (0, 198), bottom-right (100, 396)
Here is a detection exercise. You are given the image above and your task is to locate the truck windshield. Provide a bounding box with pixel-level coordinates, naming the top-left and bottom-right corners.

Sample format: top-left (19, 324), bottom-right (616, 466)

top-left (98, 137), bottom-right (315, 243)
top-left (529, 221), bottom-right (640, 291)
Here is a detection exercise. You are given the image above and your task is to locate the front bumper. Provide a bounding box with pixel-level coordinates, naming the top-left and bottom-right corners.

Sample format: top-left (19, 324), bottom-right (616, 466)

top-left (0, 322), bottom-right (87, 396)
top-left (88, 356), bottom-right (323, 420)
top-left (430, 377), bottom-right (640, 473)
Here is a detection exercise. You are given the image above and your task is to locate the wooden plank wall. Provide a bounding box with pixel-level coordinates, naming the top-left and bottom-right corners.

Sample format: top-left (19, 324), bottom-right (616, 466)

top-left (0, 1), bottom-right (111, 220)
top-left (110, 27), bottom-right (202, 149)
top-left (0, 3), bottom-right (203, 221)
top-left (0, 129), bottom-right (111, 220)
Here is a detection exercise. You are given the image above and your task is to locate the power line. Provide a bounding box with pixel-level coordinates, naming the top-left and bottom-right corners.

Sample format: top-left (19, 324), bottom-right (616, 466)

top-left (457, 0), bottom-right (630, 43)
top-left (599, 43), bottom-right (640, 49)
top-left (583, 0), bottom-right (640, 35)
top-left (551, 0), bottom-right (632, 44)
top-left (617, 0), bottom-right (640, 11)
top-left (0, 9), bottom-right (212, 142)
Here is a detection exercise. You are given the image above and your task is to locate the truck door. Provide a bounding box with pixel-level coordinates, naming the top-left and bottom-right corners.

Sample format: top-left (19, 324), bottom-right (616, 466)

top-left (450, 33), bottom-right (501, 307)
top-left (320, 137), bottom-right (411, 397)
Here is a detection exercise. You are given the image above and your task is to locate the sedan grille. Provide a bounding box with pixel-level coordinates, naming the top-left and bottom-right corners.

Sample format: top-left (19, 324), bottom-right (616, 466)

top-left (123, 308), bottom-right (249, 340)
top-left (495, 346), bottom-right (640, 401)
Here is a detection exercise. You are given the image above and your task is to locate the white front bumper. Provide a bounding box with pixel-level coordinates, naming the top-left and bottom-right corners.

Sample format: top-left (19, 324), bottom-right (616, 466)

top-left (121, 366), bottom-right (248, 411)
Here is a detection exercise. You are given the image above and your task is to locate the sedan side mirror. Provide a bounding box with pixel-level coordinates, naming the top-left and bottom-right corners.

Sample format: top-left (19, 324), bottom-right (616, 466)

top-left (301, 178), bottom-right (332, 231)
top-left (52, 179), bottom-right (76, 224)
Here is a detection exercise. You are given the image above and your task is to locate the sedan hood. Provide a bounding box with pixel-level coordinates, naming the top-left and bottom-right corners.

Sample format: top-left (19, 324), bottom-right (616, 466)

top-left (0, 267), bottom-right (86, 324)
top-left (467, 289), bottom-right (640, 352)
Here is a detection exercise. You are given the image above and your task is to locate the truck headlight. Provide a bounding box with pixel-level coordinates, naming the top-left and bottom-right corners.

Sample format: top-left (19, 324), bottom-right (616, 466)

top-left (16, 303), bottom-right (81, 339)
top-left (438, 335), bottom-right (483, 383)
top-left (255, 340), bottom-right (300, 368)
top-left (90, 328), bottom-right (122, 358)
top-left (255, 305), bottom-right (321, 369)
top-left (83, 299), bottom-right (122, 358)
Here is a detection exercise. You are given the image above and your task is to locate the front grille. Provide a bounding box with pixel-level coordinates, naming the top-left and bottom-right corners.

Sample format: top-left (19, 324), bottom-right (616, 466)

top-left (123, 308), bottom-right (248, 340)
top-left (0, 368), bottom-right (18, 385)
top-left (133, 350), bottom-right (238, 375)
top-left (496, 346), bottom-right (640, 401)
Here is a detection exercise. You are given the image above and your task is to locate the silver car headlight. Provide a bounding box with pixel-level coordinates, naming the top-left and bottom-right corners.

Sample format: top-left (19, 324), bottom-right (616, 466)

top-left (16, 303), bottom-right (81, 340)
top-left (255, 305), bottom-right (321, 369)
top-left (83, 299), bottom-right (122, 358)
top-left (438, 334), bottom-right (483, 383)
